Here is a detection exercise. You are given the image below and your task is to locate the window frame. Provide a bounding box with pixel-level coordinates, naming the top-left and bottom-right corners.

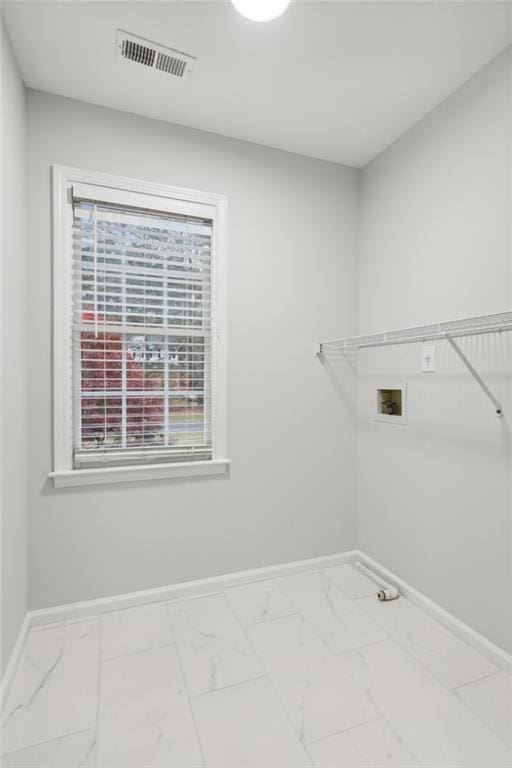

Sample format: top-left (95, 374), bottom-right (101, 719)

top-left (50, 165), bottom-right (229, 487)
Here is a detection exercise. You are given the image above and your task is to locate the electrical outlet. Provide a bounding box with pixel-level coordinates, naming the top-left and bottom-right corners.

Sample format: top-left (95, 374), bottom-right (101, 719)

top-left (422, 344), bottom-right (435, 373)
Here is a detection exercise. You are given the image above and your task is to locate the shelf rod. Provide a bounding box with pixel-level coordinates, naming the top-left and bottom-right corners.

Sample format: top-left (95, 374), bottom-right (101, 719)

top-left (445, 335), bottom-right (503, 416)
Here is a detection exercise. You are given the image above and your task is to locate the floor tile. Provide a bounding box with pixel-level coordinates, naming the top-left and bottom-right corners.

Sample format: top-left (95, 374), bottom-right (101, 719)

top-left (356, 594), bottom-right (498, 688)
top-left (168, 594), bottom-right (262, 696)
top-left (247, 614), bottom-right (377, 745)
top-left (339, 639), bottom-right (510, 766)
top-left (96, 644), bottom-right (203, 766)
top-left (192, 676), bottom-right (311, 766)
top-left (3, 729), bottom-right (96, 767)
top-left (225, 580), bottom-right (296, 627)
top-left (101, 601), bottom-right (174, 660)
top-left (276, 571), bottom-right (387, 654)
top-left (323, 564), bottom-right (378, 599)
top-left (307, 718), bottom-right (419, 766)
top-left (1, 621), bottom-right (100, 755)
top-left (455, 672), bottom-right (512, 747)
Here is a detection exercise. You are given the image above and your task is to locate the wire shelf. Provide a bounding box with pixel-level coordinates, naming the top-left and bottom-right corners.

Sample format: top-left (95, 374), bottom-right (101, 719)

top-left (317, 310), bottom-right (512, 353)
top-left (316, 310), bottom-right (512, 417)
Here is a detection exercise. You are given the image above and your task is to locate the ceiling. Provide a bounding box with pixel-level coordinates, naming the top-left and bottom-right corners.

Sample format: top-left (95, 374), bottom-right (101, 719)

top-left (3, 1), bottom-right (512, 167)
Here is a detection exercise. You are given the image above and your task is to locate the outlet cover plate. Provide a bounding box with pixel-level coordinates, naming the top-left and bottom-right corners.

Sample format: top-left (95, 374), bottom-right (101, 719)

top-left (422, 344), bottom-right (436, 373)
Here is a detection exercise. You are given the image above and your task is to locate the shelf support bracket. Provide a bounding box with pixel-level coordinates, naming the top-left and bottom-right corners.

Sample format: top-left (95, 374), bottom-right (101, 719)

top-left (445, 334), bottom-right (503, 416)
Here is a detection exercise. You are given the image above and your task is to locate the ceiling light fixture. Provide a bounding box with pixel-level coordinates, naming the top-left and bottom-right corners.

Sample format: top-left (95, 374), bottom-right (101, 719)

top-left (231, 0), bottom-right (290, 22)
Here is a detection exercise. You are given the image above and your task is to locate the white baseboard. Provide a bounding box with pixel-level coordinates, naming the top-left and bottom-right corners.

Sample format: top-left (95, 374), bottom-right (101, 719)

top-left (2, 547), bottom-right (510, 704)
top-left (1, 550), bottom-right (356, 705)
top-left (355, 550), bottom-right (512, 675)
top-left (27, 550), bottom-right (358, 629)
top-left (0, 613), bottom-right (30, 711)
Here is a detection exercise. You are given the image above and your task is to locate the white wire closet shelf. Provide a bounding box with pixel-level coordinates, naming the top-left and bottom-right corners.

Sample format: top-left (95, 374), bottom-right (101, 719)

top-left (315, 310), bottom-right (512, 417)
top-left (316, 310), bottom-right (512, 351)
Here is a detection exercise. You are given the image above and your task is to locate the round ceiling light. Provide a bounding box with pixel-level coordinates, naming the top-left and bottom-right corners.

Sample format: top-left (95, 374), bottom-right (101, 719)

top-left (231, 0), bottom-right (290, 22)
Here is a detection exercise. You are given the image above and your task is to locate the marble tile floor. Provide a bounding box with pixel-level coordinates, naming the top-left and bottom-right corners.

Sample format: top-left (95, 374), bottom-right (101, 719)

top-left (1, 564), bottom-right (511, 767)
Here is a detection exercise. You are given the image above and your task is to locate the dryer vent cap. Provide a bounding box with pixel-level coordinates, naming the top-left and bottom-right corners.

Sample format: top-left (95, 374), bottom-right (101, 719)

top-left (117, 30), bottom-right (196, 79)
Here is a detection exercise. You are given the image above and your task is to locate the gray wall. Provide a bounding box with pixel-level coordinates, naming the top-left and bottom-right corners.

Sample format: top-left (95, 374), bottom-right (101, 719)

top-left (10, 46), bottom-right (511, 656)
top-left (26, 90), bottom-right (360, 610)
top-left (357, 49), bottom-right (512, 653)
top-left (1, 18), bottom-right (29, 673)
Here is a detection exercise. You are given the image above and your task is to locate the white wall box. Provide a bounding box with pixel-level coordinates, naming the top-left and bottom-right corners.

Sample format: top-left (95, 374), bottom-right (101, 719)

top-left (375, 384), bottom-right (408, 425)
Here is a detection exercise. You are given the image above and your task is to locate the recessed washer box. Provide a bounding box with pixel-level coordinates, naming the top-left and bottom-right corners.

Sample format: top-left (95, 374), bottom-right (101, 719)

top-left (375, 383), bottom-right (407, 425)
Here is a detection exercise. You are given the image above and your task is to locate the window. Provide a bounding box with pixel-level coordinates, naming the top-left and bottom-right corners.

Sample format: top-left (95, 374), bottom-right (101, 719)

top-left (52, 168), bottom-right (228, 486)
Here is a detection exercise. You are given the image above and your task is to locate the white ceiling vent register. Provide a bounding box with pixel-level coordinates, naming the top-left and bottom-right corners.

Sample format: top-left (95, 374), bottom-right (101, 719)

top-left (116, 30), bottom-right (196, 79)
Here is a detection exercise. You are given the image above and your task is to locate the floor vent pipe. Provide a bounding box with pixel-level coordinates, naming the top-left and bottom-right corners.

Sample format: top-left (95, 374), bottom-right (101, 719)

top-left (355, 561), bottom-right (400, 601)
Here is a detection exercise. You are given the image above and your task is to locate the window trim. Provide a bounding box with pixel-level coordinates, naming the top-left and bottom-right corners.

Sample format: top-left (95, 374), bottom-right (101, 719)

top-left (50, 165), bottom-right (228, 487)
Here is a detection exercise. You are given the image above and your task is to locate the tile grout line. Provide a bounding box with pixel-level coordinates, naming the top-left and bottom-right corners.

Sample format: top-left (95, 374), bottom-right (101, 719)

top-left (331, 640), bottom-right (425, 767)
top-left (1, 727), bottom-right (96, 759)
top-left (273, 569), bottom-right (391, 644)
top-left (303, 714), bottom-right (382, 748)
top-left (167, 591), bottom-right (266, 692)
top-left (101, 639), bottom-right (176, 664)
top-left (271, 570), bottom-right (394, 659)
top-left (243, 591), bottom-right (422, 766)
top-left (332, 635), bottom-right (393, 655)
top-left (93, 615), bottom-right (102, 768)
top-left (266, 570), bottom-right (398, 753)
top-left (320, 564), bottom-right (380, 602)
top-left (452, 668), bottom-right (507, 692)
top-left (374, 715), bottom-right (425, 767)
top-left (237, 594), bottom-right (409, 765)
top-left (352, 582), bottom-right (509, 674)
top-left (454, 703), bottom-right (512, 753)
top-left (281, 568), bottom-right (425, 765)
top-left (23, 552), bottom-right (359, 632)
top-left (164, 602), bottom-right (207, 768)
top-left (452, 673), bottom-right (512, 749)
top-left (239, 603), bottom-right (420, 767)
top-left (191, 673), bottom-right (267, 700)
top-left (328, 574), bottom-right (512, 759)
top-left (6, 567), bottom-right (509, 766)
top-left (305, 707), bottom-right (385, 747)
top-left (336, 632), bottom-right (511, 758)
top-left (242, 610), bottom-right (299, 630)
top-left (221, 588), bottom-right (314, 767)
top-left (1, 620), bottom-right (101, 758)
top-left (353, 601), bottom-right (505, 710)
top-left (239, 627), bottom-right (314, 767)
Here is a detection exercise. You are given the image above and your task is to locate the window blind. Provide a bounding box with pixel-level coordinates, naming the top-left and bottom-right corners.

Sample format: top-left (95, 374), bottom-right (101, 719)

top-left (72, 196), bottom-right (213, 469)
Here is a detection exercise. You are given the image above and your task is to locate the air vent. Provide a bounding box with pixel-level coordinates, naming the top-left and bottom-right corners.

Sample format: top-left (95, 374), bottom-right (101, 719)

top-left (121, 39), bottom-right (156, 68)
top-left (117, 30), bottom-right (196, 79)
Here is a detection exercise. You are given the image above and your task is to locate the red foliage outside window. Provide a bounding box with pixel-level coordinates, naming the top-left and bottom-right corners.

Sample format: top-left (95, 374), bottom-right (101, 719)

top-left (80, 312), bottom-right (164, 446)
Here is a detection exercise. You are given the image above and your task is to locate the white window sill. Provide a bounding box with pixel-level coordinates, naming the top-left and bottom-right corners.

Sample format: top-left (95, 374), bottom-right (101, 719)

top-left (49, 459), bottom-right (230, 488)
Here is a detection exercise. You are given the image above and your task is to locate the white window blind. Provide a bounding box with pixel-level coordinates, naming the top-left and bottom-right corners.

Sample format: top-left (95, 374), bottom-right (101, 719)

top-left (72, 194), bottom-right (213, 469)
